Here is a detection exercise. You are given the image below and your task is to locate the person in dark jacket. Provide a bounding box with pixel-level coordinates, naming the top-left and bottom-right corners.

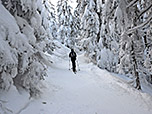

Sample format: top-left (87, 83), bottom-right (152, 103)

top-left (69, 49), bottom-right (77, 73)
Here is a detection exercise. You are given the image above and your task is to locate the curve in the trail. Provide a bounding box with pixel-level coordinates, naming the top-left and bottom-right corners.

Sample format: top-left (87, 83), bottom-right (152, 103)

top-left (20, 44), bottom-right (152, 114)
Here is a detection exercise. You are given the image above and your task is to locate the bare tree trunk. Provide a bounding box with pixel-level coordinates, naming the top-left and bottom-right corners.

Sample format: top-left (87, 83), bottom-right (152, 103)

top-left (97, 12), bottom-right (101, 43)
top-left (131, 40), bottom-right (141, 90)
top-left (94, 0), bottom-right (101, 43)
top-left (130, 5), bottom-right (141, 90)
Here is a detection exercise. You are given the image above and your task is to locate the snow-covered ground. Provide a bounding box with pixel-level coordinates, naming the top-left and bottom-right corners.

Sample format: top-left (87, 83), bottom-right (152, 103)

top-left (1, 42), bottom-right (152, 114)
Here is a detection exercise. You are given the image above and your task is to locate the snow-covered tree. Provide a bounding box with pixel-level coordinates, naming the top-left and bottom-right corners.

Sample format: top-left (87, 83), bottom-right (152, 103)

top-left (43, 1), bottom-right (57, 39)
top-left (56, 0), bottom-right (73, 47)
top-left (76, 0), bottom-right (152, 90)
top-left (115, 0), bottom-right (152, 89)
top-left (76, 0), bottom-right (100, 63)
top-left (0, 0), bottom-right (53, 96)
top-left (40, 0), bottom-right (56, 53)
top-left (144, 23), bottom-right (152, 83)
top-left (142, 0), bottom-right (152, 84)
top-left (70, 7), bottom-right (81, 48)
top-left (75, 0), bottom-right (119, 70)
top-left (94, 0), bottom-right (119, 71)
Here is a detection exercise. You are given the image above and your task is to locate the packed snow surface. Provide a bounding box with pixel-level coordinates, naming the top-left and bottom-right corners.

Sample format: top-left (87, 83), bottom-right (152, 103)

top-left (1, 42), bottom-right (152, 114)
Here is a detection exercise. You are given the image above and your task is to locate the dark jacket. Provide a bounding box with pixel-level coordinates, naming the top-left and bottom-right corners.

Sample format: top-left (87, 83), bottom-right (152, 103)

top-left (69, 49), bottom-right (77, 61)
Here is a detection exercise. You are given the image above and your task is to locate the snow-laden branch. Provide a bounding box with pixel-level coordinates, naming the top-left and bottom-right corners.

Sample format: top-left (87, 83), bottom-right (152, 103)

top-left (138, 3), bottom-right (152, 19)
top-left (127, 15), bottom-right (152, 34)
top-left (127, 0), bottom-right (138, 8)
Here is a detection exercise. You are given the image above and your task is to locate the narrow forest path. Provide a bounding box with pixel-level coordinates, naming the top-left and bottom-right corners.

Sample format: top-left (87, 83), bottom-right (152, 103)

top-left (20, 43), bottom-right (152, 114)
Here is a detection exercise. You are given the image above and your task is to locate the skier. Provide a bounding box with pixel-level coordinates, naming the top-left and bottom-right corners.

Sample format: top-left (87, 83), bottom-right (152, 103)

top-left (69, 49), bottom-right (77, 73)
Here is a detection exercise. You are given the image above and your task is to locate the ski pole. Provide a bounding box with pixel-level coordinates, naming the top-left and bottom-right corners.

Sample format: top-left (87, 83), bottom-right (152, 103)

top-left (69, 59), bottom-right (71, 70)
top-left (77, 60), bottom-right (80, 71)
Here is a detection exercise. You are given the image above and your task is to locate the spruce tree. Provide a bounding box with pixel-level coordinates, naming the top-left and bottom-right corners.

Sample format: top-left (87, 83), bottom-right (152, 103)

top-left (0, 0), bottom-right (53, 96)
top-left (77, 0), bottom-right (100, 63)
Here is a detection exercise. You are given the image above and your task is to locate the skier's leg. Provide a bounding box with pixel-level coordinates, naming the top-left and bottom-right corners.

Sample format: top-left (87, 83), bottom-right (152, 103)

top-left (72, 61), bottom-right (76, 72)
top-left (73, 61), bottom-right (76, 72)
top-left (69, 59), bottom-right (71, 70)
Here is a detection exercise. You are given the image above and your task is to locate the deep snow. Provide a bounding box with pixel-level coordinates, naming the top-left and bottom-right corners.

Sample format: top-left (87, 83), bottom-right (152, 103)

top-left (1, 42), bottom-right (152, 114)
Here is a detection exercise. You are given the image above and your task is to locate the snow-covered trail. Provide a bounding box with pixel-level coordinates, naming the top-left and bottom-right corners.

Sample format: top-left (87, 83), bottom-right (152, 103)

top-left (20, 44), bottom-right (152, 114)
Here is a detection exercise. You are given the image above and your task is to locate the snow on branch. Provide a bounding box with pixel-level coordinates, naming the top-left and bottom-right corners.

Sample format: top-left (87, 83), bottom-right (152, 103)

top-left (126, 0), bottom-right (138, 8)
top-left (127, 15), bottom-right (152, 34)
top-left (138, 3), bottom-right (152, 19)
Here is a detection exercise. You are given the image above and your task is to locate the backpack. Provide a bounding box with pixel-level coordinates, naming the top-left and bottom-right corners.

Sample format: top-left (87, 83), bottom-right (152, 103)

top-left (70, 52), bottom-right (76, 60)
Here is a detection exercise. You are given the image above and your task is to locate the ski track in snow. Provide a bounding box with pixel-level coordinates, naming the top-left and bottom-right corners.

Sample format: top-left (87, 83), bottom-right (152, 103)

top-left (19, 45), bottom-right (152, 114)
top-left (16, 100), bottom-right (33, 114)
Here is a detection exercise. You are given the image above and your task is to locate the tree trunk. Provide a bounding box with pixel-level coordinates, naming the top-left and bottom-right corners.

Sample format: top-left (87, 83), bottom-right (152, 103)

top-left (94, 0), bottom-right (101, 43)
top-left (97, 12), bottom-right (101, 43)
top-left (130, 6), bottom-right (141, 90)
top-left (131, 40), bottom-right (141, 90)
